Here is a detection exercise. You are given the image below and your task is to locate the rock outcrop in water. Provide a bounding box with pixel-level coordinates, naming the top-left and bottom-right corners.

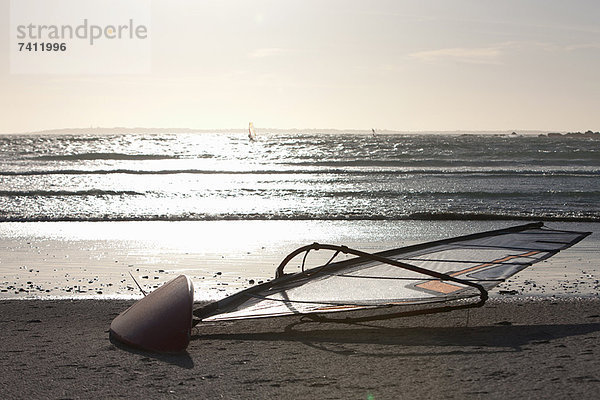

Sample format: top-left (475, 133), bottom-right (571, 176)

top-left (545, 130), bottom-right (599, 138)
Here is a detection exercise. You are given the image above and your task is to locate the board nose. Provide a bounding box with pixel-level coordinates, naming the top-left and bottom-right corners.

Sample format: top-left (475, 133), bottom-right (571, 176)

top-left (110, 275), bottom-right (194, 353)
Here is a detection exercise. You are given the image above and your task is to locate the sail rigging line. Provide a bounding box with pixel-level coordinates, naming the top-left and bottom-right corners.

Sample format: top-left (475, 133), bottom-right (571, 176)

top-left (300, 247), bottom-right (342, 273)
top-left (129, 272), bottom-right (147, 297)
top-left (316, 274), bottom-right (505, 282)
top-left (301, 295), bottom-right (487, 324)
top-left (372, 222), bottom-right (545, 259)
top-left (400, 257), bottom-right (532, 266)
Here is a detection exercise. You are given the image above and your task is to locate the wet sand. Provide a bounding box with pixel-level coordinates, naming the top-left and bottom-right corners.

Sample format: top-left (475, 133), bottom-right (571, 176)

top-left (1, 298), bottom-right (600, 399)
top-left (1, 221), bottom-right (599, 300)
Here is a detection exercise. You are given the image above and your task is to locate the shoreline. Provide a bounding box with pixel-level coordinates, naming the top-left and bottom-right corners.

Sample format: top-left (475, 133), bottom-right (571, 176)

top-left (1, 220), bottom-right (598, 301)
top-left (1, 297), bottom-right (599, 398)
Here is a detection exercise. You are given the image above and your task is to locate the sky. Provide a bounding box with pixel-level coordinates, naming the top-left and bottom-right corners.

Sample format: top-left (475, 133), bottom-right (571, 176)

top-left (1, 0), bottom-right (599, 133)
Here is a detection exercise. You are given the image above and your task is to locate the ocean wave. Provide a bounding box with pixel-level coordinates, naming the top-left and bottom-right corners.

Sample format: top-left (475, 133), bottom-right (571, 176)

top-left (29, 152), bottom-right (184, 161)
top-left (284, 158), bottom-right (600, 168)
top-left (0, 190), bottom-right (143, 197)
top-left (1, 168), bottom-right (598, 177)
top-left (405, 212), bottom-right (600, 222)
top-left (2, 188), bottom-right (595, 201)
top-left (293, 190), bottom-right (600, 200)
top-left (1, 212), bottom-right (597, 223)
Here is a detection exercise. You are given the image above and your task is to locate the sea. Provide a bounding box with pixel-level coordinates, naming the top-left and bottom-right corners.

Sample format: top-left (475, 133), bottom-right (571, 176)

top-left (0, 131), bottom-right (598, 299)
top-left (1, 131), bottom-right (599, 222)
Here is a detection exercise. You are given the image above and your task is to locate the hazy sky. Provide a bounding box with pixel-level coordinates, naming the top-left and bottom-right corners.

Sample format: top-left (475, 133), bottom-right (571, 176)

top-left (1, 0), bottom-right (599, 133)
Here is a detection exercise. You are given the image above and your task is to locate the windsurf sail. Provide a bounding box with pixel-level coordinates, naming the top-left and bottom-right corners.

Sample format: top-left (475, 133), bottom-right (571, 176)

top-left (248, 122), bottom-right (256, 141)
top-left (194, 223), bottom-right (590, 322)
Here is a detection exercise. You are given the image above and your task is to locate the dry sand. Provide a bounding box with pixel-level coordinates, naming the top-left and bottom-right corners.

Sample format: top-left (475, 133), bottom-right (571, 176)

top-left (1, 298), bottom-right (600, 399)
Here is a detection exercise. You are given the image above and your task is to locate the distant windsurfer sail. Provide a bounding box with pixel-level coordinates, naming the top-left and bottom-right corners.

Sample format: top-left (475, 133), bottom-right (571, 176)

top-left (110, 222), bottom-right (590, 352)
top-left (248, 122), bottom-right (256, 141)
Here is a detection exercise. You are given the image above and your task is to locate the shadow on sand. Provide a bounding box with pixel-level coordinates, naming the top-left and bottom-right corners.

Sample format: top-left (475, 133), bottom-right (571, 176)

top-left (109, 334), bottom-right (194, 369)
top-left (194, 321), bottom-right (600, 357)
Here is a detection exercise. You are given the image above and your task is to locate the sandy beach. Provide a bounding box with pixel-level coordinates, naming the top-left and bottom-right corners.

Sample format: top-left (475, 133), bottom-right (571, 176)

top-left (1, 298), bottom-right (599, 399)
top-left (1, 220), bottom-right (598, 398)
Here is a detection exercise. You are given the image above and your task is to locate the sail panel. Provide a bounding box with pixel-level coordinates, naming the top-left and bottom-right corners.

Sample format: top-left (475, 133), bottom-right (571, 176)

top-left (197, 223), bottom-right (590, 322)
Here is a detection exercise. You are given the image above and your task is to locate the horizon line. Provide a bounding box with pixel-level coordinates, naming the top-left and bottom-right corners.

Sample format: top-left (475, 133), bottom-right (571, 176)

top-left (2, 126), bottom-right (587, 136)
